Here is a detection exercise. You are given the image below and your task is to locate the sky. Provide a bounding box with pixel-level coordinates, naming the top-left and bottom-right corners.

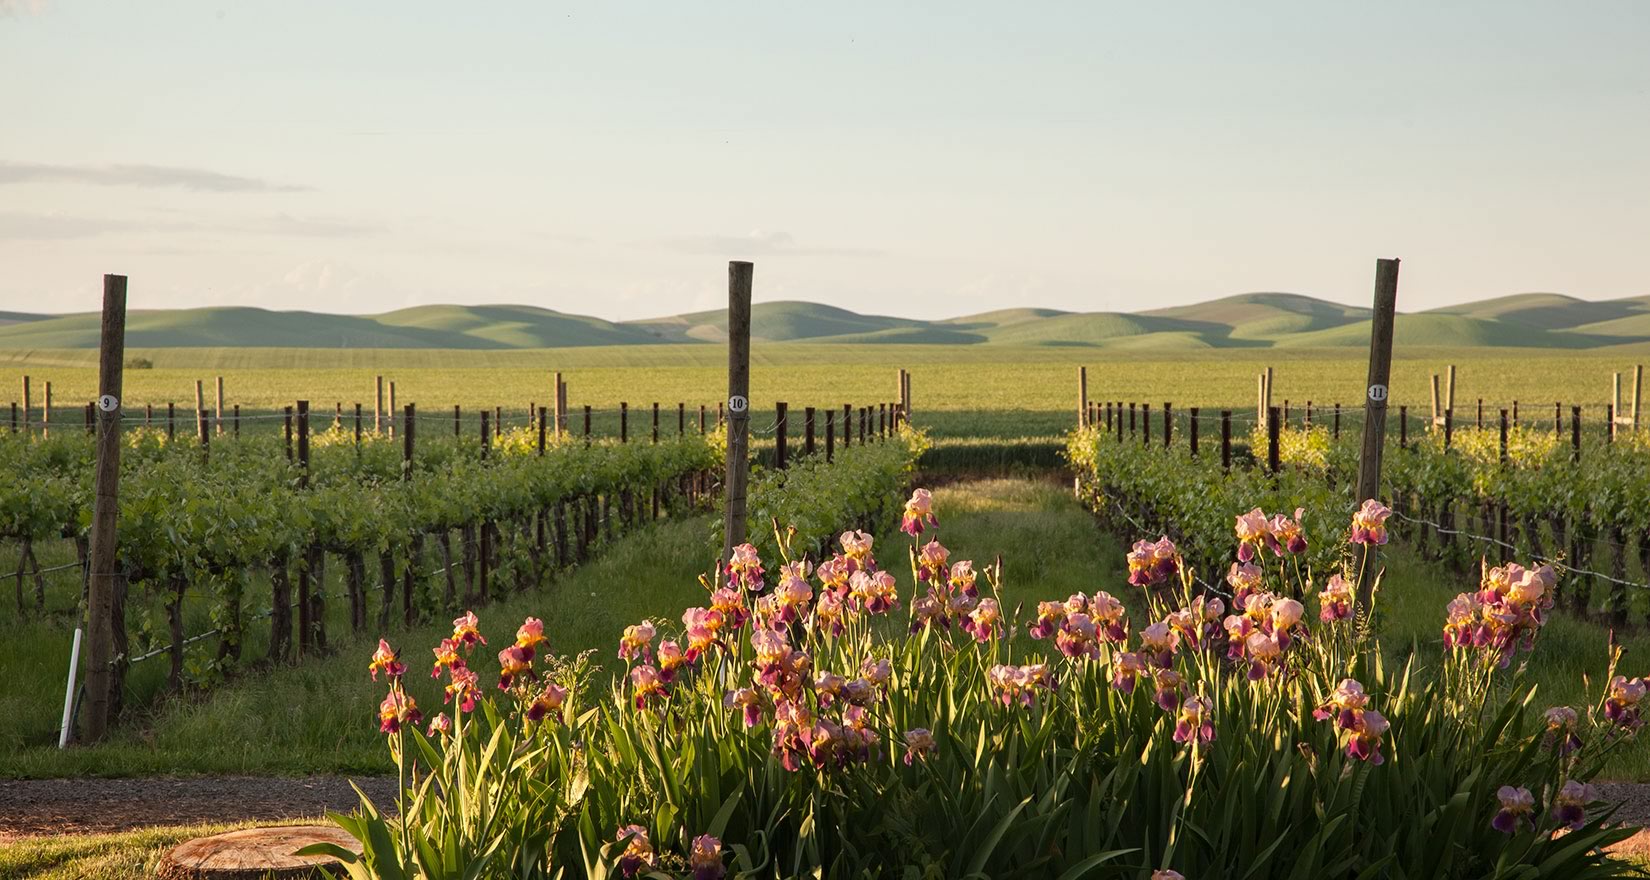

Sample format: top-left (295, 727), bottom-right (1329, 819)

top-left (2, 1), bottom-right (1648, 321)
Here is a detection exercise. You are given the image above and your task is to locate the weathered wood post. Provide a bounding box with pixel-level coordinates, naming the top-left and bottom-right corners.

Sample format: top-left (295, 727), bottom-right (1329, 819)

top-left (679, 402), bottom-right (686, 436)
top-left (537, 406), bottom-right (548, 455)
top-left (1077, 366), bottom-right (1088, 428)
top-left (652, 402), bottom-right (660, 444)
top-left (1353, 257), bottom-right (1400, 610)
top-left (1162, 402), bottom-right (1172, 449)
top-left (388, 382), bottom-right (397, 438)
top-left (825, 410), bottom-right (835, 462)
top-left (82, 274), bottom-right (127, 744)
top-left (43, 380), bottom-right (52, 437)
top-left (1220, 410), bottom-right (1232, 471)
top-left (19, 375), bottom-right (29, 434)
top-left (776, 402), bottom-right (789, 469)
top-left (842, 403), bottom-right (852, 447)
top-left (374, 376), bottom-right (383, 434)
top-left (1267, 406), bottom-right (1281, 474)
top-left (1189, 407), bottom-right (1199, 456)
top-left (553, 371), bottom-right (565, 437)
top-left (1142, 402), bottom-right (1152, 446)
top-left (194, 379), bottom-right (206, 443)
top-left (721, 261), bottom-right (754, 565)
top-left (805, 406), bottom-right (816, 456)
top-left (215, 376), bottom-right (224, 435)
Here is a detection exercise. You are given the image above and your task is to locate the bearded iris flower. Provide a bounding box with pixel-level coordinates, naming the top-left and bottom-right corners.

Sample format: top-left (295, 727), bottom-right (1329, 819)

top-left (988, 663), bottom-right (1055, 708)
top-left (916, 540), bottom-right (950, 583)
top-left (1318, 574), bottom-right (1355, 622)
top-left (903, 728), bottom-right (936, 764)
top-left (901, 488), bottom-right (938, 537)
top-left (1127, 536), bottom-right (1179, 587)
top-left (1606, 675), bottom-right (1647, 731)
top-left (619, 620), bottom-right (657, 663)
top-left (514, 617), bottom-right (547, 656)
top-left (1226, 561), bottom-right (1263, 607)
top-left (444, 666), bottom-right (481, 713)
top-left (1544, 706), bottom-right (1583, 754)
top-left (1152, 872), bottom-right (1185, 880)
top-left (431, 637), bottom-right (464, 679)
top-left (962, 597), bottom-right (1002, 643)
top-left (1269, 509), bottom-right (1307, 556)
top-left (689, 834), bottom-right (726, 880)
top-left (378, 690), bottom-right (422, 734)
top-left (497, 644), bottom-right (533, 689)
top-left (425, 713), bottom-right (452, 737)
top-left (615, 825), bottom-right (656, 878)
top-left (630, 664), bottom-right (668, 709)
top-left (1139, 620), bottom-right (1180, 668)
top-left (1349, 499), bottom-right (1391, 545)
top-left (1234, 508), bottom-right (1270, 562)
top-left (1173, 694), bottom-right (1215, 744)
top-left (451, 611), bottom-right (486, 650)
top-left (1551, 779), bottom-right (1595, 830)
top-left (726, 543), bottom-right (765, 592)
top-left (849, 570), bottom-right (900, 614)
top-left (726, 686), bottom-right (764, 728)
top-left (1491, 786), bottom-right (1535, 834)
top-left (1444, 561), bottom-right (1554, 666)
top-left (368, 639), bottom-right (406, 681)
top-left (1056, 612), bottom-right (1100, 659)
top-left (1090, 591), bottom-right (1129, 642)
top-left (527, 683), bottom-right (568, 723)
top-left (949, 559), bottom-right (978, 595)
top-left (1029, 600), bottom-right (1068, 640)
top-left (1110, 651), bottom-right (1148, 693)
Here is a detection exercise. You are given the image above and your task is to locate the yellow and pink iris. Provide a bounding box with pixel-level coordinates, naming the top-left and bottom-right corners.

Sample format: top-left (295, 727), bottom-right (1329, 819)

top-left (901, 488), bottom-right (938, 537)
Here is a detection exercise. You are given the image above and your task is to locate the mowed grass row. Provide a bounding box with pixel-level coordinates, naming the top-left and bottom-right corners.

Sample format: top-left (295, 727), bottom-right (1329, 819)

top-left (8, 477), bottom-right (1650, 781)
top-left (0, 344), bottom-right (1641, 440)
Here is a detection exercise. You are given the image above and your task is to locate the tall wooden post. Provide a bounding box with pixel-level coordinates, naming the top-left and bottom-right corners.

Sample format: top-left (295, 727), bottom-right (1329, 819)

top-left (1220, 410), bottom-right (1232, 471)
top-left (775, 402), bottom-right (789, 469)
top-left (374, 376), bottom-right (383, 434)
top-left (1077, 366), bottom-right (1088, 428)
top-left (19, 375), bottom-right (29, 433)
top-left (82, 274), bottom-right (127, 743)
top-left (721, 261), bottom-right (754, 565)
top-left (553, 371), bottom-right (565, 437)
top-left (215, 376), bottom-right (224, 435)
top-left (194, 379), bottom-right (205, 442)
top-left (1354, 258), bottom-right (1399, 610)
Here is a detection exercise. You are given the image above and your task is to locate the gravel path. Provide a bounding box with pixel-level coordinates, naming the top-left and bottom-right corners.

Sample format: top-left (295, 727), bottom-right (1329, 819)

top-left (0, 775), bottom-right (399, 840)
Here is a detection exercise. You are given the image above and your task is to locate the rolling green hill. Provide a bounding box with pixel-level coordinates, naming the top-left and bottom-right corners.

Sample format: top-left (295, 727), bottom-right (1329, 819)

top-left (2, 292), bottom-right (1647, 351)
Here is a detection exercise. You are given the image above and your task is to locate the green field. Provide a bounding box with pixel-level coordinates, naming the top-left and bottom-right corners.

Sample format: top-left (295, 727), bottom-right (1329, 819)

top-left (0, 344), bottom-right (1639, 443)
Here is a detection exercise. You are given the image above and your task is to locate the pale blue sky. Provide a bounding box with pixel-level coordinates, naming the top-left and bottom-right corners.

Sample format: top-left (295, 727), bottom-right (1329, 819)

top-left (2, 1), bottom-right (1647, 319)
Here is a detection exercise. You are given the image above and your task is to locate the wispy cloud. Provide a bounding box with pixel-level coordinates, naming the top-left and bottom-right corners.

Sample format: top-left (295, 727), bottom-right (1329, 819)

top-left (653, 229), bottom-right (882, 257)
top-left (0, 211), bottom-right (376, 241)
top-left (0, 0), bottom-right (47, 16)
top-left (0, 160), bottom-right (309, 193)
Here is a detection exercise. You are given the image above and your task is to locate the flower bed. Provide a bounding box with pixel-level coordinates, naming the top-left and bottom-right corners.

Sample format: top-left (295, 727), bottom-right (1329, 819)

top-left (321, 491), bottom-right (1644, 879)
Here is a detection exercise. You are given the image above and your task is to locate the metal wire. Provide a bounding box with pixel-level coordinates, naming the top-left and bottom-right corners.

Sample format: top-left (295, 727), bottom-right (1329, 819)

top-left (1389, 508), bottom-right (1650, 592)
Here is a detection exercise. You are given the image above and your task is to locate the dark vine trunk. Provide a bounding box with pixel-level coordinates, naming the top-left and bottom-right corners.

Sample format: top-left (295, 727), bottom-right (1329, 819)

top-left (269, 555), bottom-right (292, 663)
top-left (553, 502), bottom-right (568, 570)
top-left (215, 570), bottom-right (243, 664)
top-left (309, 547), bottom-right (327, 653)
top-left (346, 550), bottom-right (366, 632)
top-left (437, 531), bottom-right (456, 611)
top-left (1522, 514), bottom-right (1546, 562)
top-left (403, 535), bottom-right (422, 627)
top-left (166, 575), bottom-right (186, 692)
top-left (378, 550), bottom-right (395, 632)
top-left (460, 524), bottom-right (477, 604)
top-left (1608, 525), bottom-right (1628, 627)
top-left (1549, 513), bottom-right (1570, 607)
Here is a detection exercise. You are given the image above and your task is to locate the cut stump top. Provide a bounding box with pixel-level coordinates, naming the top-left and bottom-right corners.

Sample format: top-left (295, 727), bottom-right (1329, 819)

top-left (159, 824), bottom-right (361, 879)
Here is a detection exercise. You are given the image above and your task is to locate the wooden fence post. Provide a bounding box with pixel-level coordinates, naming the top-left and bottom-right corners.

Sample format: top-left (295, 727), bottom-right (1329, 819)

top-left (652, 402), bottom-right (660, 444)
top-left (679, 402), bottom-right (686, 436)
top-left (721, 261), bottom-right (754, 564)
top-left (167, 401), bottom-right (175, 440)
top-left (1399, 406), bottom-right (1408, 449)
top-left (374, 375), bottom-right (383, 434)
top-left (1571, 406), bottom-right (1581, 462)
top-left (284, 406), bottom-right (293, 461)
top-left (825, 409), bottom-right (835, 462)
top-left (538, 406), bottom-right (548, 455)
top-left (699, 404), bottom-right (707, 433)
top-left (1142, 402), bottom-right (1152, 446)
top-left (1162, 402), bottom-right (1172, 449)
top-left (584, 406), bottom-right (592, 446)
top-left (620, 402), bottom-right (629, 443)
top-left (1333, 403), bottom-right (1341, 439)
top-left (480, 409), bottom-right (491, 460)
top-left (43, 380), bottom-right (52, 437)
top-left (81, 274), bottom-right (127, 743)
top-left (403, 403), bottom-right (416, 479)
top-left (1220, 410), bottom-right (1231, 471)
top-left (19, 375), bottom-right (29, 434)
top-left (1189, 407), bottom-right (1199, 456)
top-left (776, 402), bottom-right (789, 469)
top-left (553, 371), bottom-right (565, 437)
top-left (805, 406), bottom-right (816, 456)
top-left (842, 404), bottom-right (852, 447)
top-left (1077, 366), bottom-right (1088, 428)
top-left (1267, 406), bottom-right (1281, 474)
top-left (1353, 257), bottom-right (1399, 607)
top-left (215, 376), bottom-right (224, 435)
top-left (193, 379), bottom-right (205, 443)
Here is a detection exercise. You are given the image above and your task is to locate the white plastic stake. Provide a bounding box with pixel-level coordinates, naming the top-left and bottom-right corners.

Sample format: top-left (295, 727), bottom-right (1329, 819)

top-left (59, 627), bottom-right (82, 748)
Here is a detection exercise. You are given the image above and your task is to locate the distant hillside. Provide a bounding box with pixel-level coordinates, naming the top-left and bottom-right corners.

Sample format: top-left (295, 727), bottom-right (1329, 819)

top-left (2, 291), bottom-right (1647, 351)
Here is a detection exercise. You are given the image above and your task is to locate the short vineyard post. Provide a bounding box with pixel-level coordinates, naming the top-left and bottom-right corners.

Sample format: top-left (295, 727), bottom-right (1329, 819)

top-left (805, 406), bottom-right (816, 456)
top-left (1607, 404), bottom-right (1616, 444)
top-left (1129, 402), bottom-right (1136, 436)
top-left (842, 404), bottom-right (852, 447)
top-left (453, 404), bottom-right (461, 438)
top-left (214, 376), bottom-right (224, 435)
top-left (775, 402), bottom-right (789, 469)
top-left (553, 371), bottom-right (565, 437)
top-left (82, 274), bottom-right (126, 743)
top-left (1444, 409), bottom-right (1454, 451)
top-left (1105, 401), bottom-right (1112, 431)
top-left (1399, 406), bottom-right (1408, 449)
top-left (198, 408), bottom-right (210, 462)
top-left (1555, 401), bottom-right (1562, 437)
top-left (584, 406), bottom-right (592, 445)
top-left (652, 402), bottom-right (659, 444)
top-left (825, 410), bottom-right (835, 462)
top-left (19, 375), bottom-right (28, 434)
top-left (1267, 406), bottom-right (1281, 474)
top-left (284, 406), bottom-right (293, 461)
top-left (538, 406), bottom-right (548, 455)
top-left (1333, 403), bottom-right (1341, 439)
top-left (374, 375), bottom-right (383, 434)
top-left (620, 402), bottom-right (629, 443)
top-left (355, 403), bottom-right (363, 445)
top-left (1220, 410), bottom-right (1232, 471)
top-left (1077, 366), bottom-right (1088, 428)
top-left (42, 380), bottom-right (52, 437)
top-left (1477, 398), bottom-right (1483, 430)
top-left (1162, 402), bottom-right (1171, 449)
top-left (403, 403), bottom-right (416, 480)
top-left (722, 261), bottom-right (754, 564)
top-left (1116, 402), bottom-right (1124, 443)
top-left (678, 402), bottom-right (686, 436)
top-left (878, 403), bottom-right (886, 438)
top-left (699, 404), bottom-right (706, 433)
top-left (234, 404), bottom-right (241, 437)
top-left (1305, 400), bottom-right (1313, 429)
top-left (168, 401), bottom-right (176, 440)
top-left (296, 401), bottom-right (311, 655)
top-left (480, 409), bottom-right (491, 460)
top-left (1189, 407), bottom-right (1199, 456)
top-left (193, 379), bottom-right (205, 442)
top-left (1142, 402), bottom-right (1152, 446)
top-left (1571, 406), bottom-right (1581, 461)
top-left (389, 382), bottom-right (398, 437)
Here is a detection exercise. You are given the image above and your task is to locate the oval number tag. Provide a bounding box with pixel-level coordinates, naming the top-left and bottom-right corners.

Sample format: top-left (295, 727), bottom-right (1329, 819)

top-left (97, 394), bottom-right (120, 412)
top-left (1367, 384), bottom-right (1388, 403)
top-left (728, 395), bottom-right (749, 414)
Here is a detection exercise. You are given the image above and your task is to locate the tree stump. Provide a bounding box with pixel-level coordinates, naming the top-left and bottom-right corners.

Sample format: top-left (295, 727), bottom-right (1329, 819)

top-left (158, 825), bottom-right (361, 879)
